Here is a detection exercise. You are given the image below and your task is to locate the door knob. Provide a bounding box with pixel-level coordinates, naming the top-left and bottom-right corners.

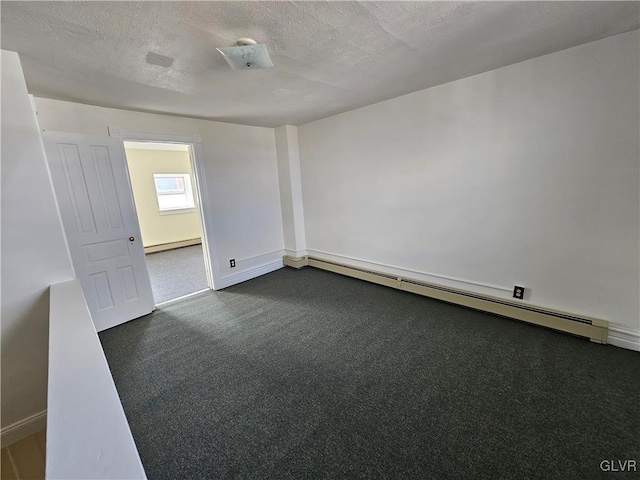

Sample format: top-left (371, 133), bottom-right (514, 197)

top-left (129, 236), bottom-right (135, 242)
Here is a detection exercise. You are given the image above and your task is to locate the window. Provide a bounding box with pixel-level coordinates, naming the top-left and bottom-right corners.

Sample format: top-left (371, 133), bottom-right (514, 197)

top-left (153, 174), bottom-right (195, 212)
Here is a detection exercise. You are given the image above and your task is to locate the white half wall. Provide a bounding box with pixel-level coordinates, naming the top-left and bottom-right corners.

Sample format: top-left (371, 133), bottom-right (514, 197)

top-left (0, 50), bottom-right (75, 441)
top-left (47, 280), bottom-right (146, 479)
top-left (297, 31), bottom-right (640, 343)
top-left (34, 98), bottom-right (285, 288)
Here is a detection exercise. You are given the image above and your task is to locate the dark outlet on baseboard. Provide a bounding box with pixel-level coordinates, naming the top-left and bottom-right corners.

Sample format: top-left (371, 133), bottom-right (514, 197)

top-left (513, 286), bottom-right (525, 299)
top-left (230, 259), bottom-right (236, 268)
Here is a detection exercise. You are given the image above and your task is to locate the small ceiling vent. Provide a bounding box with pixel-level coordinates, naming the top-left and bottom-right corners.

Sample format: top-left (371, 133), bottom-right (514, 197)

top-left (146, 51), bottom-right (174, 68)
top-left (217, 38), bottom-right (274, 70)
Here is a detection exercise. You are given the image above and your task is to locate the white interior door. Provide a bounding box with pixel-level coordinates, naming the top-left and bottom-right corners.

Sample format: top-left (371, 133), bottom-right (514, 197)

top-left (43, 131), bottom-right (155, 331)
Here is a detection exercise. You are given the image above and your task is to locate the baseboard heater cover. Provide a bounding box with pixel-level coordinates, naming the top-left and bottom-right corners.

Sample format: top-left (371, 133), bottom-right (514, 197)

top-left (144, 238), bottom-right (201, 254)
top-left (283, 255), bottom-right (608, 344)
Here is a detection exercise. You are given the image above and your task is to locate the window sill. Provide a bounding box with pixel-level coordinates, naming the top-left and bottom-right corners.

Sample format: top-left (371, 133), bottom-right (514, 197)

top-left (159, 207), bottom-right (196, 216)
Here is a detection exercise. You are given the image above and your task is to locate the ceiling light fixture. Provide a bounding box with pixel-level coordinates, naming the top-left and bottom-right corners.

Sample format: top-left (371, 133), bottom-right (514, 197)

top-left (217, 38), bottom-right (274, 70)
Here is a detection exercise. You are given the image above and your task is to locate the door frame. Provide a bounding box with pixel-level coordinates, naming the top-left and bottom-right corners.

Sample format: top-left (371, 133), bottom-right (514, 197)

top-left (108, 127), bottom-right (219, 291)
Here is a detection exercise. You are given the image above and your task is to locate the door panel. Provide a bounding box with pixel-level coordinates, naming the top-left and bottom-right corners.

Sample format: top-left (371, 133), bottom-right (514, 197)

top-left (91, 272), bottom-right (114, 310)
top-left (44, 132), bottom-right (154, 331)
top-left (84, 239), bottom-right (129, 263)
top-left (59, 143), bottom-right (97, 234)
top-left (92, 145), bottom-right (124, 230)
top-left (118, 266), bottom-right (140, 302)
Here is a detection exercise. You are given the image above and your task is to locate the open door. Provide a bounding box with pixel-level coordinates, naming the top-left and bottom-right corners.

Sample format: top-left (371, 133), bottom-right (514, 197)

top-left (43, 131), bottom-right (155, 331)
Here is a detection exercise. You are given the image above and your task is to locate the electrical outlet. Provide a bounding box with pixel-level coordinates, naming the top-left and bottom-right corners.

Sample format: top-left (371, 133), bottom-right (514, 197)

top-left (230, 259), bottom-right (236, 268)
top-left (513, 286), bottom-right (525, 300)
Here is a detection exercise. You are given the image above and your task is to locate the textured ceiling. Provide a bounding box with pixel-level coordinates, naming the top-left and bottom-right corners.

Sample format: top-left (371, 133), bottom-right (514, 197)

top-left (1, 1), bottom-right (638, 127)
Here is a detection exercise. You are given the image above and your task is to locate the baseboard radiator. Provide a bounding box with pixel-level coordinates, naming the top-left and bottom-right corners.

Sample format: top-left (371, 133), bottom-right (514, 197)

top-left (283, 255), bottom-right (608, 344)
top-left (144, 238), bottom-right (201, 254)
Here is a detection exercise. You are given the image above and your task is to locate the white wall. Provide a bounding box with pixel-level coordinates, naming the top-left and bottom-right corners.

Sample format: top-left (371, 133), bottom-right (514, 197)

top-left (275, 125), bottom-right (307, 257)
top-left (1, 51), bottom-right (75, 441)
top-left (298, 31), bottom-right (640, 344)
top-left (125, 148), bottom-right (201, 248)
top-left (34, 98), bottom-right (285, 286)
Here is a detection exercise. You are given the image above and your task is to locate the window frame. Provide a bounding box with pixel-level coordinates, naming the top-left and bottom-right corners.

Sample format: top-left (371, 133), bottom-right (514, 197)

top-left (152, 173), bottom-right (196, 213)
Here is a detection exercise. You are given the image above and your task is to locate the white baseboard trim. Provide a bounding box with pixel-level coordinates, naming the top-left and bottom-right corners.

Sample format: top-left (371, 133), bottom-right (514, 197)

top-left (284, 249), bottom-right (308, 258)
top-left (237, 249), bottom-right (284, 264)
top-left (216, 259), bottom-right (284, 290)
top-left (1, 410), bottom-right (47, 448)
top-left (608, 326), bottom-right (640, 351)
top-left (144, 238), bottom-right (201, 254)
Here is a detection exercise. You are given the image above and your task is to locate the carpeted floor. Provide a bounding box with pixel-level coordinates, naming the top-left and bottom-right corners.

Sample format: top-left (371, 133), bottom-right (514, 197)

top-left (145, 244), bottom-right (208, 304)
top-left (99, 267), bottom-right (640, 480)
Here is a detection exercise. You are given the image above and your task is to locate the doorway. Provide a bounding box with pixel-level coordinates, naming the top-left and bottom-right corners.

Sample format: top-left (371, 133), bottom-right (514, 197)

top-left (123, 141), bottom-right (209, 304)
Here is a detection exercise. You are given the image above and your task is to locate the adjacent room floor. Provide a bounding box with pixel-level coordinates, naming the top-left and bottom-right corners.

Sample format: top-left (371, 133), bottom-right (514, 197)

top-left (99, 267), bottom-right (640, 480)
top-left (144, 244), bottom-right (208, 304)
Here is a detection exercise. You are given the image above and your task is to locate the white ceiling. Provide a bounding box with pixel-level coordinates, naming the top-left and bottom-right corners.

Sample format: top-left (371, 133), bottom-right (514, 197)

top-left (2, 1), bottom-right (638, 127)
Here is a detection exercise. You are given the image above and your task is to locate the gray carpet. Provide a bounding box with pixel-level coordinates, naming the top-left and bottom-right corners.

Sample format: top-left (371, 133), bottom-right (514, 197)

top-left (99, 267), bottom-right (640, 480)
top-left (145, 245), bottom-right (208, 304)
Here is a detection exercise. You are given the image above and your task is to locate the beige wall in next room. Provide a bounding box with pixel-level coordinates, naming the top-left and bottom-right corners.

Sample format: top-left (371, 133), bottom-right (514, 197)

top-left (125, 147), bottom-right (202, 248)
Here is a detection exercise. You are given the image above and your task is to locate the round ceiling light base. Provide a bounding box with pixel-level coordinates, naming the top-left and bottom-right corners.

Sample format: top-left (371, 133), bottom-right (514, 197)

top-left (236, 38), bottom-right (257, 46)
